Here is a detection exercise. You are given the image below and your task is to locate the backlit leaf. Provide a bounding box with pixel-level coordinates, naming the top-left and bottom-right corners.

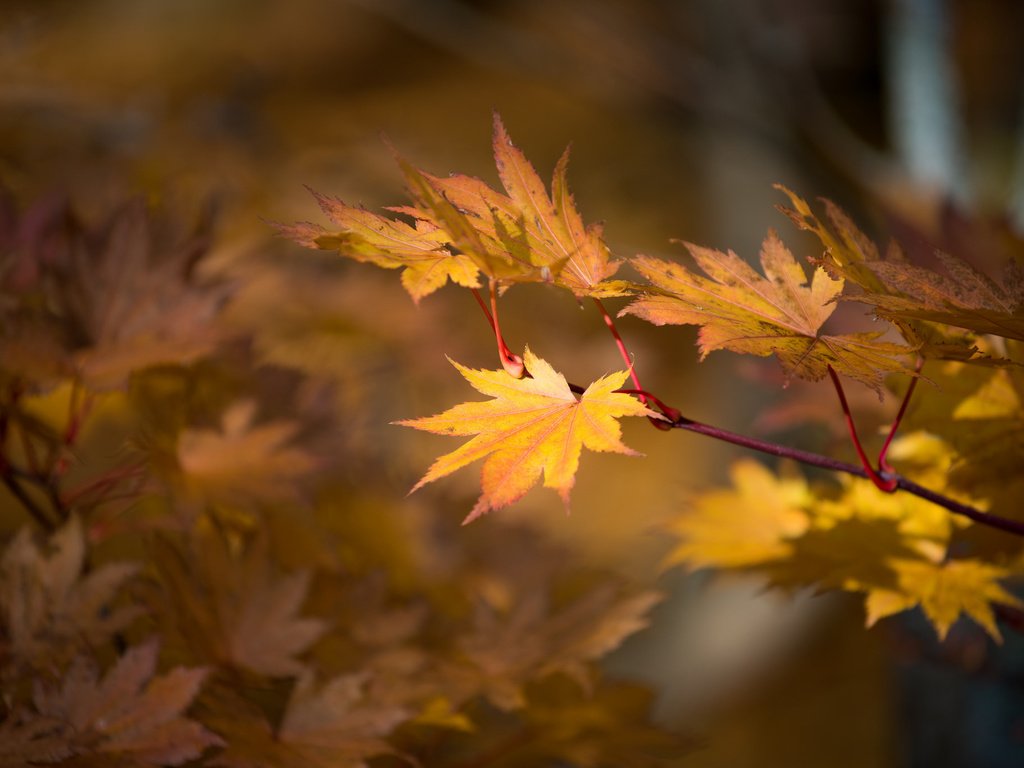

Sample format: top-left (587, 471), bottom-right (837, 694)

top-left (623, 230), bottom-right (916, 393)
top-left (285, 114), bottom-right (623, 300)
top-left (776, 185), bottom-right (1024, 355)
top-left (286, 188), bottom-right (481, 304)
top-left (397, 348), bottom-right (654, 523)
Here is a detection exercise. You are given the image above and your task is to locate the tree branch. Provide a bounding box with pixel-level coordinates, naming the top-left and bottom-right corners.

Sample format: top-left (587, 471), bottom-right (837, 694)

top-left (603, 385), bottom-right (1024, 537)
top-left (1, 471), bottom-right (56, 532)
top-left (666, 406), bottom-right (1024, 538)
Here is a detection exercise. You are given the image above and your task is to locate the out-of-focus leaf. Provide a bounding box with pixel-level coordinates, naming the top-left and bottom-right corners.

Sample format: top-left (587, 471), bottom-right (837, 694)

top-left (150, 531), bottom-right (327, 677)
top-left (0, 516), bottom-right (140, 674)
top-left (457, 576), bottom-right (662, 710)
top-left (177, 400), bottom-right (318, 503)
top-left (663, 460), bottom-right (811, 570)
top-left (30, 639), bottom-right (221, 766)
top-left (865, 558), bottom-right (1023, 641)
top-left (205, 672), bottom-right (407, 768)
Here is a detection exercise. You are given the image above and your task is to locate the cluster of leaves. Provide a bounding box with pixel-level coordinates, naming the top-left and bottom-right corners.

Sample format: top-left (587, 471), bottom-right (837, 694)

top-left (0, 189), bottom-right (686, 766)
top-left (286, 114), bottom-right (1024, 643)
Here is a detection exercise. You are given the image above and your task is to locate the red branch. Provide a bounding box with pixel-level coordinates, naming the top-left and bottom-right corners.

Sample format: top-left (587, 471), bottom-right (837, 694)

top-left (611, 385), bottom-right (1024, 538)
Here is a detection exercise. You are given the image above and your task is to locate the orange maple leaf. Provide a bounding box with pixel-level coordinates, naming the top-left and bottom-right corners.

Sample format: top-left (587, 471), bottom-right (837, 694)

top-left (775, 185), bottom-right (1024, 357)
top-left (424, 114), bottom-right (624, 296)
top-left (622, 230), bottom-right (916, 393)
top-left (397, 348), bottom-right (654, 523)
top-left (284, 115), bottom-right (624, 301)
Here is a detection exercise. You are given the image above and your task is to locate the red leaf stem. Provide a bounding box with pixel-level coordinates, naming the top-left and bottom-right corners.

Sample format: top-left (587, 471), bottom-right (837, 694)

top-left (878, 359), bottom-right (923, 474)
top-left (470, 286), bottom-right (525, 378)
top-left (827, 365), bottom-right (898, 492)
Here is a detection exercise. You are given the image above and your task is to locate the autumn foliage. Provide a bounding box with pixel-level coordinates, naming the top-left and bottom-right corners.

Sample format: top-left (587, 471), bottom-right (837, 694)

top-left (2, 112), bottom-right (1023, 767)
top-left (287, 114), bottom-right (1024, 641)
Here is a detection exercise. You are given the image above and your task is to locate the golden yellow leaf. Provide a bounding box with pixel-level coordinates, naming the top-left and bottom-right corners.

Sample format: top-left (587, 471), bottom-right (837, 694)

top-left (277, 190), bottom-right (480, 303)
top-left (815, 433), bottom-right (976, 544)
top-left (397, 348), bottom-right (653, 523)
top-left (622, 231), bottom-right (916, 393)
top-left (285, 114), bottom-right (623, 300)
top-left (663, 460), bottom-right (811, 570)
top-left (865, 558), bottom-right (1023, 641)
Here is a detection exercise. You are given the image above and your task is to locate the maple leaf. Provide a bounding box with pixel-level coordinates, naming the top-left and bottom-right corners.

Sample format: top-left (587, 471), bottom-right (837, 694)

top-left (278, 189), bottom-right (481, 304)
top-left (149, 531), bottom-right (327, 677)
top-left (397, 347), bottom-right (654, 522)
top-left (0, 516), bottom-right (140, 674)
top-left (51, 197), bottom-right (229, 389)
top-left (901, 361), bottom-right (1024, 508)
top-left (277, 672), bottom-right (408, 765)
top-left (204, 672), bottom-right (408, 768)
top-left (30, 639), bottom-right (222, 765)
top-left (663, 460), bottom-right (812, 570)
top-left (865, 558), bottom-right (1023, 642)
top-left (285, 115), bottom-right (624, 300)
top-left (846, 252), bottom-right (1024, 344)
top-left (463, 585), bottom-right (662, 710)
top-left (776, 185), bottom-right (1024, 356)
top-left (396, 157), bottom-right (533, 284)
top-left (815, 433), bottom-right (982, 544)
top-left (176, 399), bottom-right (319, 504)
top-left (622, 230), bottom-right (916, 393)
top-left (424, 113), bottom-right (623, 296)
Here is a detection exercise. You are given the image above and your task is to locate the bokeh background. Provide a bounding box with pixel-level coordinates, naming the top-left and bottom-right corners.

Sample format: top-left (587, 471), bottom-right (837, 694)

top-left (3, 0), bottom-right (1023, 765)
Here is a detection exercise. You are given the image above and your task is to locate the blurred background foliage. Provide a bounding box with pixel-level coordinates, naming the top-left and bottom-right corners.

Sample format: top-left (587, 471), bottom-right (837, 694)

top-left (2, 0), bottom-right (1023, 766)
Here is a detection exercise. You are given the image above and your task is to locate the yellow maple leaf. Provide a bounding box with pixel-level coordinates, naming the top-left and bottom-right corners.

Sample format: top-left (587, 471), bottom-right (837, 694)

top-left (277, 190), bottom-right (480, 304)
top-left (397, 348), bottom-right (654, 523)
top-left (865, 558), bottom-right (1023, 642)
top-left (663, 459), bottom-right (812, 570)
top-left (622, 230), bottom-right (916, 393)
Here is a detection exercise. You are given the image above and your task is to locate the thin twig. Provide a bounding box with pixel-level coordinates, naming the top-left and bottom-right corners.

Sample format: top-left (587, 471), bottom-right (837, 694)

top-left (1, 472), bottom-right (56, 532)
top-left (613, 386), bottom-right (1024, 538)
